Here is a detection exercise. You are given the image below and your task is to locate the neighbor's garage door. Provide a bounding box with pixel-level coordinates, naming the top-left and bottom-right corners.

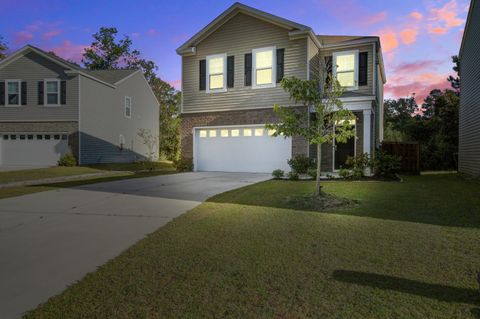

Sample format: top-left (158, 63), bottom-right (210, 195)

top-left (194, 126), bottom-right (291, 173)
top-left (0, 133), bottom-right (69, 168)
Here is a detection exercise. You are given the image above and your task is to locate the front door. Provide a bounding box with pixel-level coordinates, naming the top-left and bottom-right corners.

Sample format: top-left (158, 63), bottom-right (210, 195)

top-left (334, 135), bottom-right (355, 170)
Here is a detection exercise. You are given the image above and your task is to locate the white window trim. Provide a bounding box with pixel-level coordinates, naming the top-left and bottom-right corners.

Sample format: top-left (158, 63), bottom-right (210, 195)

top-left (333, 50), bottom-right (359, 91)
top-left (43, 79), bottom-right (61, 107)
top-left (124, 96), bottom-right (132, 119)
top-left (252, 46), bottom-right (276, 89)
top-left (206, 53), bottom-right (227, 93)
top-left (5, 79), bottom-right (21, 107)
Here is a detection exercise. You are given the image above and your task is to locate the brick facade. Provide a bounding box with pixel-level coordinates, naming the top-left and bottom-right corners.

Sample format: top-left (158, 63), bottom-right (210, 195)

top-left (0, 121), bottom-right (79, 160)
top-left (180, 107), bottom-right (308, 160)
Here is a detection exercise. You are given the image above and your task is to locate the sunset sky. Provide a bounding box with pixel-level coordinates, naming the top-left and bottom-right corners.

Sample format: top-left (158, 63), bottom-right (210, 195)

top-left (0, 0), bottom-right (470, 103)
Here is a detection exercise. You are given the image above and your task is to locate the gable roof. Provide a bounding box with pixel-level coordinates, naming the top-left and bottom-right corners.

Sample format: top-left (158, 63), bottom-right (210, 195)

top-left (176, 2), bottom-right (313, 55)
top-left (0, 45), bottom-right (140, 87)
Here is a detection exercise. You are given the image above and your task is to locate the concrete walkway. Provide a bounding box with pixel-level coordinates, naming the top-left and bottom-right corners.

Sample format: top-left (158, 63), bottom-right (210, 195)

top-left (0, 172), bottom-right (270, 318)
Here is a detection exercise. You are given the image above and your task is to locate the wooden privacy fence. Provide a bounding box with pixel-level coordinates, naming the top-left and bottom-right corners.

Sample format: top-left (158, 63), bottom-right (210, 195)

top-left (381, 141), bottom-right (420, 174)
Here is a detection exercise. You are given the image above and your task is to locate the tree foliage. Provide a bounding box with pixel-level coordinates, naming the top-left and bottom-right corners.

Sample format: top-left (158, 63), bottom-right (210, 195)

top-left (384, 89), bottom-right (459, 170)
top-left (82, 27), bottom-right (181, 161)
top-left (0, 36), bottom-right (8, 60)
top-left (447, 55), bottom-right (460, 94)
top-left (267, 76), bottom-right (355, 196)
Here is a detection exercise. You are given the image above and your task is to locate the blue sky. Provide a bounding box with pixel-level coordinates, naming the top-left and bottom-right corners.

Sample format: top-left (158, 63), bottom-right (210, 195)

top-left (0, 0), bottom-right (470, 101)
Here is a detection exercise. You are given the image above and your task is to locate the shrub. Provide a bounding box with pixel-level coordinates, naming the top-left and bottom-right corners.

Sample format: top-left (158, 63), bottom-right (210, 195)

top-left (373, 150), bottom-right (401, 179)
top-left (174, 157), bottom-right (193, 172)
top-left (338, 168), bottom-right (352, 179)
top-left (307, 168), bottom-right (317, 179)
top-left (58, 154), bottom-right (76, 167)
top-left (287, 155), bottom-right (313, 174)
top-left (287, 170), bottom-right (299, 181)
top-left (272, 169), bottom-right (285, 179)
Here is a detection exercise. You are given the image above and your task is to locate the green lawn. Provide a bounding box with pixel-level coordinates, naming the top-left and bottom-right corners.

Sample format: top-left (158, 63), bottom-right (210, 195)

top-left (0, 166), bottom-right (101, 184)
top-left (0, 162), bottom-right (176, 200)
top-left (25, 174), bottom-right (480, 318)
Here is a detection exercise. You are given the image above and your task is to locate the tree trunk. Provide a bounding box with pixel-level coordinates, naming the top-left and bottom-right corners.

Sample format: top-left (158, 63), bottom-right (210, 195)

top-left (315, 142), bottom-right (323, 196)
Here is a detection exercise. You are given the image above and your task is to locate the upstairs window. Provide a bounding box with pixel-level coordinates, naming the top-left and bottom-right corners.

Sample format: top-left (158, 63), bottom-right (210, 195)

top-left (6, 80), bottom-right (21, 106)
top-left (206, 53), bottom-right (226, 92)
top-left (333, 50), bottom-right (358, 90)
top-left (125, 96), bottom-right (132, 118)
top-left (45, 80), bottom-right (60, 105)
top-left (253, 46), bottom-right (276, 88)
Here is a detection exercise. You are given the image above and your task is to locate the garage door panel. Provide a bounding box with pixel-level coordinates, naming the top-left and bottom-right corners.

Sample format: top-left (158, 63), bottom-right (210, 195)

top-left (195, 126), bottom-right (291, 173)
top-left (1, 133), bottom-right (68, 168)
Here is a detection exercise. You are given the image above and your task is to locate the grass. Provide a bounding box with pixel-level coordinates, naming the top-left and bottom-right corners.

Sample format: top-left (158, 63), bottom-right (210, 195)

top-left (0, 166), bottom-right (101, 184)
top-left (25, 174), bottom-right (480, 318)
top-left (0, 161), bottom-right (176, 200)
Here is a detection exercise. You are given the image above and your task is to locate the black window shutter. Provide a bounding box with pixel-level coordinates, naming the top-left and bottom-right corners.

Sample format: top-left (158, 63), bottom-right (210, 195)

top-left (60, 81), bottom-right (67, 104)
top-left (325, 56), bottom-right (333, 85)
top-left (38, 81), bottom-right (44, 105)
top-left (244, 53), bottom-right (252, 86)
top-left (227, 56), bottom-right (234, 88)
top-left (359, 52), bottom-right (368, 86)
top-left (276, 48), bottom-right (284, 83)
top-left (21, 82), bottom-right (27, 105)
top-left (0, 82), bottom-right (4, 106)
top-left (199, 59), bottom-right (206, 91)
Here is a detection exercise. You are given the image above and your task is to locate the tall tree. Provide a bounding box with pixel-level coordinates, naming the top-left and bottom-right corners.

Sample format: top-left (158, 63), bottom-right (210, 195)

top-left (447, 55), bottom-right (460, 94)
top-left (0, 36), bottom-right (8, 60)
top-left (151, 77), bottom-right (181, 161)
top-left (267, 75), bottom-right (355, 197)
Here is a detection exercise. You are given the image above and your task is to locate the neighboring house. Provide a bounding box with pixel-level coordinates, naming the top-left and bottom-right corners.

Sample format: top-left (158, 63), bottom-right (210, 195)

top-left (459, 0), bottom-right (480, 177)
top-left (177, 2), bottom-right (386, 173)
top-left (0, 45), bottom-right (159, 169)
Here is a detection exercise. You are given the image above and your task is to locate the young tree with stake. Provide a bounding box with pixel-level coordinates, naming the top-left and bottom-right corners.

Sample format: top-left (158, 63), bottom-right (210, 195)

top-left (266, 74), bottom-right (355, 197)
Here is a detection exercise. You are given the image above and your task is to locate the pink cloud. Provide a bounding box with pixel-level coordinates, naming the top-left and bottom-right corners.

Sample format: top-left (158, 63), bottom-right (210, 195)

top-left (428, 26), bottom-right (448, 34)
top-left (427, 0), bottom-right (465, 35)
top-left (168, 79), bottom-right (181, 90)
top-left (361, 11), bottom-right (388, 26)
top-left (378, 29), bottom-right (398, 53)
top-left (147, 28), bottom-right (158, 37)
top-left (399, 28), bottom-right (418, 45)
top-left (409, 11), bottom-right (423, 20)
top-left (14, 31), bottom-right (33, 45)
top-left (42, 29), bottom-right (61, 40)
top-left (49, 40), bottom-right (88, 63)
top-left (392, 60), bottom-right (442, 74)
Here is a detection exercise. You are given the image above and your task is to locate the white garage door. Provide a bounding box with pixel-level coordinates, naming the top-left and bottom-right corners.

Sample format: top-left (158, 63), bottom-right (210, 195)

top-left (0, 133), bottom-right (69, 168)
top-left (194, 125), bottom-right (291, 173)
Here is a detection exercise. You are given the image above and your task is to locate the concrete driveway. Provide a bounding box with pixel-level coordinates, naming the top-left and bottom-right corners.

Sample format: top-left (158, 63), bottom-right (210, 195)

top-left (0, 171), bottom-right (270, 318)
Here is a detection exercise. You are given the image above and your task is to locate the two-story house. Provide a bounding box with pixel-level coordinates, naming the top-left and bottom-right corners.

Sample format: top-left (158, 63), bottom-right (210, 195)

top-left (177, 2), bottom-right (386, 173)
top-left (0, 45), bottom-right (159, 169)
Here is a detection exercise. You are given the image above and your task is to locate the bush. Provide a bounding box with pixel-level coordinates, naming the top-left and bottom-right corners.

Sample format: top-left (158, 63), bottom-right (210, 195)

top-left (58, 153), bottom-right (76, 167)
top-left (338, 168), bottom-right (352, 179)
top-left (287, 170), bottom-right (299, 181)
top-left (272, 169), bottom-right (285, 179)
top-left (307, 168), bottom-right (317, 179)
top-left (174, 157), bottom-right (193, 172)
top-left (345, 153), bottom-right (371, 179)
top-left (373, 150), bottom-right (401, 179)
top-left (287, 155), bottom-right (313, 174)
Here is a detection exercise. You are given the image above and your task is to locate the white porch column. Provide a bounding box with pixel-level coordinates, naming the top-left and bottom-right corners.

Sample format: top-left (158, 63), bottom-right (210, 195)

top-left (363, 109), bottom-right (372, 175)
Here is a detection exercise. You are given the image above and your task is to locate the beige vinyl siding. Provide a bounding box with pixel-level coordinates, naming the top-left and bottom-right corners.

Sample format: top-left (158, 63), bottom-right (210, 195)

top-left (182, 13), bottom-right (307, 113)
top-left (320, 44), bottom-right (374, 96)
top-left (0, 51), bottom-right (79, 121)
top-left (459, 0), bottom-right (480, 176)
top-left (308, 37), bottom-right (320, 81)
